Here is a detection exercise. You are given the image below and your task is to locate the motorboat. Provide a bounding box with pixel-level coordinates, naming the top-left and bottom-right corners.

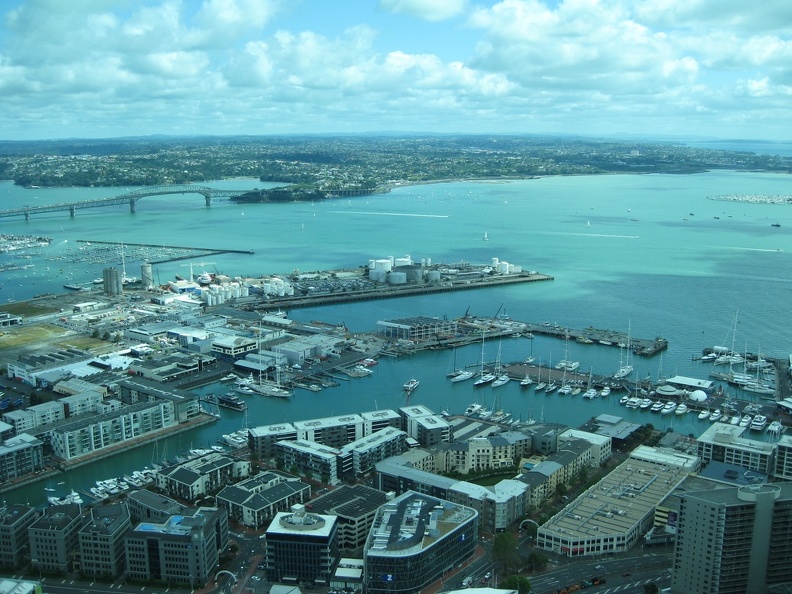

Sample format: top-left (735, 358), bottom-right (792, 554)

top-left (708, 409), bottom-right (722, 422)
top-left (625, 397), bottom-right (641, 408)
top-left (520, 375), bottom-right (534, 387)
top-left (675, 403), bottom-right (689, 415)
top-left (48, 490), bottom-right (83, 506)
top-left (640, 398), bottom-right (653, 409)
top-left (619, 395), bottom-right (630, 405)
top-left (661, 401), bottom-right (677, 415)
top-left (600, 386), bottom-right (611, 397)
top-left (749, 415), bottom-right (767, 431)
top-left (403, 378), bottom-right (420, 393)
top-left (698, 409), bottom-right (711, 420)
top-left (767, 420), bottom-right (784, 435)
top-left (584, 388), bottom-right (598, 399)
top-left (739, 414), bottom-right (752, 427)
top-left (651, 401), bottom-right (664, 413)
top-left (729, 415), bottom-right (741, 425)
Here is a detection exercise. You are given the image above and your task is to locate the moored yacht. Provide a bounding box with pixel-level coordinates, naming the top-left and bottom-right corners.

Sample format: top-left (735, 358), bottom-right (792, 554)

top-left (749, 415), bottom-right (768, 431)
top-left (675, 403), bottom-right (689, 415)
top-left (661, 401), bottom-right (677, 414)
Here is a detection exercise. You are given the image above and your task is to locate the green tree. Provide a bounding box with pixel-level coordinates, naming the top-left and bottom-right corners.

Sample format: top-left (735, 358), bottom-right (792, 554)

top-left (493, 533), bottom-right (521, 574)
top-left (499, 575), bottom-right (532, 594)
top-left (526, 551), bottom-right (549, 572)
top-left (643, 584), bottom-right (659, 594)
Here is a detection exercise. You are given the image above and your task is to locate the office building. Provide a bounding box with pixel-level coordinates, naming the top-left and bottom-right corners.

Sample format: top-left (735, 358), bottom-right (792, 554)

top-left (364, 491), bottom-right (478, 594)
top-left (0, 503), bottom-right (37, 568)
top-left (264, 504), bottom-right (339, 585)
top-left (78, 503), bottom-right (131, 578)
top-left (124, 507), bottom-right (228, 587)
top-left (671, 482), bottom-right (792, 594)
top-left (29, 503), bottom-right (84, 573)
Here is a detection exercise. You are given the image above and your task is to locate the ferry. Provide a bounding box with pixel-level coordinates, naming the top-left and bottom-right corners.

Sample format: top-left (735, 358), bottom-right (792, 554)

top-left (217, 393), bottom-right (247, 411)
top-left (403, 378), bottom-right (420, 393)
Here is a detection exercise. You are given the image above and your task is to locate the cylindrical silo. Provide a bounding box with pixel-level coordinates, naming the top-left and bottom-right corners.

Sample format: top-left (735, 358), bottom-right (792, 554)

top-left (389, 271), bottom-right (407, 284)
top-left (141, 262), bottom-right (153, 289)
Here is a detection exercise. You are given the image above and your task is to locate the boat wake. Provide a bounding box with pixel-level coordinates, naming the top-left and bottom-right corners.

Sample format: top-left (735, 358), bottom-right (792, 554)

top-left (339, 211), bottom-right (449, 218)
top-left (559, 232), bottom-right (640, 239)
top-left (731, 247), bottom-right (783, 253)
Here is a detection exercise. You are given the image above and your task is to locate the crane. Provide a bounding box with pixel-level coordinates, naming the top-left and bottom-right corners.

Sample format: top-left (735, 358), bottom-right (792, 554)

top-left (179, 261), bottom-right (216, 283)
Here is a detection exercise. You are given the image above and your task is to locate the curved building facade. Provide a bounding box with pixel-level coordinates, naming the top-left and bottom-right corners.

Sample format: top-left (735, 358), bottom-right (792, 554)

top-left (364, 491), bottom-right (478, 594)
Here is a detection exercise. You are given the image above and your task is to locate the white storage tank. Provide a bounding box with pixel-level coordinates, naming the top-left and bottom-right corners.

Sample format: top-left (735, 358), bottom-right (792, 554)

top-left (369, 269), bottom-right (387, 283)
top-left (394, 254), bottom-right (412, 267)
top-left (497, 260), bottom-right (510, 273)
top-left (427, 270), bottom-right (441, 283)
top-left (372, 259), bottom-right (392, 272)
top-left (511, 265), bottom-right (523, 273)
top-left (491, 257), bottom-right (499, 267)
top-left (389, 271), bottom-right (407, 284)
top-left (425, 257), bottom-right (431, 266)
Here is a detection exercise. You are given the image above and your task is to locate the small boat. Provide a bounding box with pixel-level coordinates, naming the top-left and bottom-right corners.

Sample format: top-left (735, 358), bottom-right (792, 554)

top-left (619, 395), bottom-right (630, 405)
top-left (217, 393), bottom-right (247, 411)
top-left (739, 414), bottom-right (752, 427)
top-left (651, 401), bottom-right (664, 413)
top-left (583, 388), bottom-right (598, 399)
top-left (360, 358), bottom-right (378, 367)
top-left (403, 378), bottom-right (420, 393)
top-left (220, 373), bottom-right (238, 382)
top-left (768, 420), bottom-right (784, 435)
top-left (520, 375), bottom-right (534, 387)
top-left (661, 401), bottom-right (677, 415)
top-left (544, 382), bottom-right (558, 394)
top-left (640, 398), bottom-right (653, 409)
top-left (675, 403), bottom-right (689, 415)
top-left (600, 386), bottom-right (611, 397)
top-left (483, 231), bottom-right (489, 241)
top-left (771, 222), bottom-right (781, 227)
top-left (698, 409), bottom-right (711, 420)
top-left (709, 409), bottom-right (722, 422)
top-left (730, 415), bottom-right (741, 425)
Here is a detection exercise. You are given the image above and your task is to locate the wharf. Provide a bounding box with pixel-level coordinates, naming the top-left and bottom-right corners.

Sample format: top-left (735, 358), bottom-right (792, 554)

top-left (249, 272), bottom-right (553, 311)
top-left (381, 315), bottom-right (667, 358)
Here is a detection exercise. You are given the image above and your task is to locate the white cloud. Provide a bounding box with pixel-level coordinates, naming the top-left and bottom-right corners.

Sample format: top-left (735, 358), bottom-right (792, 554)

top-left (378, 0), bottom-right (468, 22)
top-left (0, 0), bottom-right (790, 139)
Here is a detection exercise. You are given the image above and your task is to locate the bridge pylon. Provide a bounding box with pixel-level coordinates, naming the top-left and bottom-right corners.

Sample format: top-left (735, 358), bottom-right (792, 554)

top-left (69, 205), bottom-right (76, 217)
top-left (129, 198), bottom-right (136, 213)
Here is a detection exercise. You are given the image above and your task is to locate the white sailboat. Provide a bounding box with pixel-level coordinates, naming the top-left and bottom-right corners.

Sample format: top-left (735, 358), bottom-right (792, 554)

top-left (483, 231), bottom-right (489, 241)
top-left (613, 322), bottom-right (633, 379)
top-left (474, 331), bottom-right (496, 386)
top-left (491, 342), bottom-right (511, 387)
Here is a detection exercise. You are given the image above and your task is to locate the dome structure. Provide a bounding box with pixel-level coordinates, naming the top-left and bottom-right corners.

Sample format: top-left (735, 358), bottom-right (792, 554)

top-left (689, 389), bottom-right (708, 402)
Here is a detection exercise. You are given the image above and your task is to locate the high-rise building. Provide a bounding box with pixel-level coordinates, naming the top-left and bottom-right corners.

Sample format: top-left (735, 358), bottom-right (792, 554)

top-left (671, 483), bottom-right (792, 594)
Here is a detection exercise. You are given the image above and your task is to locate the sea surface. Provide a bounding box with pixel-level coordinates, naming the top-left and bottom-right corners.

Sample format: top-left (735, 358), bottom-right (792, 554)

top-left (1, 168), bottom-right (791, 506)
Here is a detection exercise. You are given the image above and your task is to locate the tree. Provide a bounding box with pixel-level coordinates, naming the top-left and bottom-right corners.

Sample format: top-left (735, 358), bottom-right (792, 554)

top-left (526, 551), bottom-right (549, 572)
top-left (499, 575), bottom-right (532, 594)
top-left (493, 533), bottom-right (521, 574)
top-left (643, 584), bottom-right (659, 594)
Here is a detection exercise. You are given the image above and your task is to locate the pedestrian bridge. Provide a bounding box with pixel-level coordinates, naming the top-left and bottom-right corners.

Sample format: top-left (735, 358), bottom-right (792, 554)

top-left (0, 184), bottom-right (252, 219)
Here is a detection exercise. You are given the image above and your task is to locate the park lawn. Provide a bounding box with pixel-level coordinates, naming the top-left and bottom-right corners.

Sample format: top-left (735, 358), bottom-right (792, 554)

top-left (0, 324), bottom-right (105, 351)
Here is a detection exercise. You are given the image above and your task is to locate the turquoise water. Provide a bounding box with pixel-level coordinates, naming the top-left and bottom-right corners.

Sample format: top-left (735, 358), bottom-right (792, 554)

top-left (2, 170), bottom-right (791, 505)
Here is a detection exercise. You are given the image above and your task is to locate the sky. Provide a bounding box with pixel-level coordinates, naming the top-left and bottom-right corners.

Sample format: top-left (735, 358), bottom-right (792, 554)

top-left (1, 0), bottom-right (791, 141)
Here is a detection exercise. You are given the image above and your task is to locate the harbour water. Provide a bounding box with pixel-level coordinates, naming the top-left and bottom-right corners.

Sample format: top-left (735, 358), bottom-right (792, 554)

top-left (1, 168), bottom-right (791, 506)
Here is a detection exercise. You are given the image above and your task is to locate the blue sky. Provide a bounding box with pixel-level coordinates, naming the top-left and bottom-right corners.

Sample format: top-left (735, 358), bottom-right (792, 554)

top-left (1, 0), bottom-right (791, 140)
